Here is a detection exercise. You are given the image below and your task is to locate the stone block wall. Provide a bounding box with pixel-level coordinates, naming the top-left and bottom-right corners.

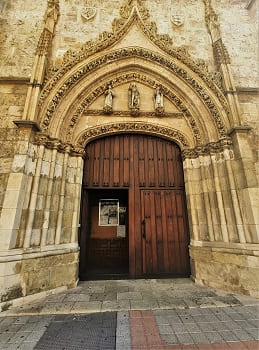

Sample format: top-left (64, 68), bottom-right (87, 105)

top-left (0, 81), bottom-right (28, 217)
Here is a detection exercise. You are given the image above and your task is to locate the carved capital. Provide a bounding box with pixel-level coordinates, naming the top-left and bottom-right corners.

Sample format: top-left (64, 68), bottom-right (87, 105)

top-left (182, 137), bottom-right (232, 159)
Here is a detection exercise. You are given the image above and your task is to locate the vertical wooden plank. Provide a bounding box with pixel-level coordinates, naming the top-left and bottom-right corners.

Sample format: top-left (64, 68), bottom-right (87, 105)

top-left (129, 135), bottom-right (135, 277)
top-left (123, 136), bottom-right (130, 187)
top-left (154, 191), bottom-right (163, 272)
top-left (171, 190), bottom-right (181, 273)
top-left (144, 136), bottom-right (149, 187)
top-left (160, 190), bottom-right (169, 272)
top-left (138, 136), bottom-right (145, 187)
top-left (113, 135), bottom-right (120, 187)
top-left (148, 137), bottom-right (155, 187)
top-left (93, 141), bottom-right (100, 186)
top-left (141, 190), bottom-right (147, 274)
top-left (134, 136), bottom-right (142, 276)
top-left (119, 135), bottom-right (124, 187)
top-left (153, 139), bottom-right (159, 188)
top-left (150, 191), bottom-right (158, 273)
top-left (144, 190), bottom-right (152, 274)
top-left (166, 142), bottom-right (175, 187)
top-left (165, 190), bottom-right (174, 272)
top-left (103, 137), bottom-right (110, 186)
top-left (157, 140), bottom-right (165, 187)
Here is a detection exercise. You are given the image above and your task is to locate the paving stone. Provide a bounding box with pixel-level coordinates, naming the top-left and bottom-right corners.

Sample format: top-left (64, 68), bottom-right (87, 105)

top-left (117, 292), bottom-right (143, 300)
top-left (218, 330), bottom-right (239, 342)
top-left (204, 331), bottom-right (224, 343)
top-left (161, 333), bottom-right (178, 344)
top-left (190, 332), bottom-right (209, 344)
top-left (247, 328), bottom-right (259, 340)
top-left (176, 332), bottom-right (195, 344)
top-left (0, 332), bottom-right (15, 344)
top-left (158, 324), bottom-right (173, 334)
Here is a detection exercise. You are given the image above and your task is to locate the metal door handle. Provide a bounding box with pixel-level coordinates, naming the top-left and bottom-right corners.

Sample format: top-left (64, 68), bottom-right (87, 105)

top-left (141, 219), bottom-right (146, 239)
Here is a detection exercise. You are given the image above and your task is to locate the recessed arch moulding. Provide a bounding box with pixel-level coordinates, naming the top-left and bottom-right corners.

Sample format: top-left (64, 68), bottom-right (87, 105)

top-left (30, 5), bottom-right (258, 297)
top-left (0, 0), bottom-right (258, 309)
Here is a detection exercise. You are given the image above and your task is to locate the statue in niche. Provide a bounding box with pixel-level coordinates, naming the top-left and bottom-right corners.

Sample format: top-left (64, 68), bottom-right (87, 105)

top-left (128, 82), bottom-right (140, 116)
top-left (154, 86), bottom-right (164, 116)
top-left (103, 85), bottom-right (114, 114)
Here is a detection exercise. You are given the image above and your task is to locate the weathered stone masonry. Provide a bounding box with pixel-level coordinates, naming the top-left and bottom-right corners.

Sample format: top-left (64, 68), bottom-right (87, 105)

top-left (0, 0), bottom-right (258, 309)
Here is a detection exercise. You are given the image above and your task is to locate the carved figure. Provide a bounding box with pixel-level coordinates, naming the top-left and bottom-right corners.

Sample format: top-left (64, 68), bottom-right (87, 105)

top-left (103, 85), bottom-right (114, 114)
top-left (154, 86), bottom-right (164, 115)
top-left (128, 83), bottom-right (140, 113)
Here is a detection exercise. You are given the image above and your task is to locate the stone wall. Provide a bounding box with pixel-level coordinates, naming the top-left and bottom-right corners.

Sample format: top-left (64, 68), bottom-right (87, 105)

top-left (0, 81), bottom-right (28, 217)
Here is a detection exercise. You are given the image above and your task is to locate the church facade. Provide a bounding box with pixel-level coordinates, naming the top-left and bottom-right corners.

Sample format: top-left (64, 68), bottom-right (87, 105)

top-left (0, 0), bottom-right (258, 308)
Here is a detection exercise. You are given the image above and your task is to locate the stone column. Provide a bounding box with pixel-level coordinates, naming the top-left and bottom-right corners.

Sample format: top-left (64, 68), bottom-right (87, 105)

top-left (55, 146), bottom-right (70, 245)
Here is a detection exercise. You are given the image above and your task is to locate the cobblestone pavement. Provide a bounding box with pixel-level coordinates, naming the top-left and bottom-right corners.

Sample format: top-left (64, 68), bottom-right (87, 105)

top-left (0, 279), bottom-right (258, 349)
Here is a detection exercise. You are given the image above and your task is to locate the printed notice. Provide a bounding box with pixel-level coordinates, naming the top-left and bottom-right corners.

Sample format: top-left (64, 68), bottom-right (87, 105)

top-left (117, 225), bottom-right (126, 237)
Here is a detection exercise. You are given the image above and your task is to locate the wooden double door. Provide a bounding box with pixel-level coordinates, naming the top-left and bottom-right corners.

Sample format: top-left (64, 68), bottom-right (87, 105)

top-left (79, 134), bottom-right (190, 279)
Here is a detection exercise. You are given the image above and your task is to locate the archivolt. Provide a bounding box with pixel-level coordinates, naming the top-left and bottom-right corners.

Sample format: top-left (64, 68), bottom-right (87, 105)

top-left (75, 121), bottom-right (191, 150)
top-left (38, 47), bottom-right (229, 138)
top-left (61, 71), bottom-right (202, 145)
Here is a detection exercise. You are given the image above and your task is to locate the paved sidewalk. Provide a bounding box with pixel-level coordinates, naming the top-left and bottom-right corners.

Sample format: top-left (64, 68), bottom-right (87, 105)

top-left (0, 279), bottom-right (258, 349)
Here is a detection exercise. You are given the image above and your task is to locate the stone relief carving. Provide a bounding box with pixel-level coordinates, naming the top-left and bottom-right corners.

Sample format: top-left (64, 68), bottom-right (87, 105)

top-left (62, 72), bottom-right (201, 145)
top-left (81, 7), bottom-right (97, 21)
top-left (154, 86), bottom-right (164, 116)
top-left (40, 48), bottom-right (227, 142)
top-left (128, 82), bottom-right (140, 115)
top-left (182, 137), bottom-right (233, 160)
top-left (36, 0), bottom-right (60, 56)
top-left (41, 0), bottom-right (223, 100)
top-left (103, 85), bottom-right (114, 114)
top-left (76, 122), bottom-right (190, 149)
top-left (83, 110), bottom-right (183, 118)
top-left (171, 14), bottom-right (184, 27)
top-left (213, 39), bottom-right (231, 68)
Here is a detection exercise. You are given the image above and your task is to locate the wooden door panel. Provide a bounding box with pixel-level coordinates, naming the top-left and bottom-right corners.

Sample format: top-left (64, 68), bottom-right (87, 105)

top-left (82, 134), bottom-right (190, 278)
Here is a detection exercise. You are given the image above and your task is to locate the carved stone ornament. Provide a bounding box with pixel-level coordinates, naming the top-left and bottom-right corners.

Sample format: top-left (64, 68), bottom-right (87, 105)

top-left (182, 137), bottom-right (232, 159)
top-left (81, 7), bottom-right (97, 21)
top-left (76, 122), bottom-right (190, 149)
top-left (171, 14), bottom-right (184, 27)
top-left (62, 72), bottom-right (201, 144)
top-left (154, 86), bottom-right (164, 116)
top-left (41, 0), bottom-right (225, 99)
top-left (40, 48), bottom-right (227, 142)
top-left (128, 82), bottom-right (140, 116)
top-left (103, 85), bottom-right (114, 114)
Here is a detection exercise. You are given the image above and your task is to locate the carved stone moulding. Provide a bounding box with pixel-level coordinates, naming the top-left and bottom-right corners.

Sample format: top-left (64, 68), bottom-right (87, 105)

top-left (103, 105), bottom-right (113, 115)
top-left (33, 132), bottom-right (84, 157)
top-left (83, 110), bottom-right (182, 118)
top-left (39, 48), bottom-right (228, 144)
top-left (75, 122), bottom-right (190, 150)
top-left (182, 137), bottom-right (233, 159)
top-left (62, 71), bottom-right (201, 145)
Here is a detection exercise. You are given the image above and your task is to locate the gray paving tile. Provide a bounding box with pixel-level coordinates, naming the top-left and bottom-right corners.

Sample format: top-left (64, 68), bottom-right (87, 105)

top-left (176, 332), bottom-right (195, 344)
top-left (204, 331), bottom-right (224, 343)
top-left (184, 323), bottom-right (201, 332)
top-left (218, 330), bottom-right (239, 342)
top-left (161, 333), bottom-right (178, 344)
top-left (117, 292), bottom-right (142, 300)
top-left (170, 323), bottom-right (187, 333)
top-left (0, 332), bottom-right (15, 344)
top-left (158, 324), bottom-right (173, 334)
top-left (247, 328), bottom-right (259, 340)
top-left (231, 328), bottom-right (256, 341)
top-left (190, 332), bottom-right (209, 344)
top-left (155, 315), bottom-right (170, 325)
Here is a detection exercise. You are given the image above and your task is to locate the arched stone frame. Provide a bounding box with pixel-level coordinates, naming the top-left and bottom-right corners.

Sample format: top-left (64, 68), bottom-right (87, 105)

top-left (37, 48), bottom-right (230, 147)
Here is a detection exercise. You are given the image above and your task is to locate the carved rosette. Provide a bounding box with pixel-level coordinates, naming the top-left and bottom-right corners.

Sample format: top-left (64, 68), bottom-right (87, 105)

top-left (103, 105), bottom-right (113, 115)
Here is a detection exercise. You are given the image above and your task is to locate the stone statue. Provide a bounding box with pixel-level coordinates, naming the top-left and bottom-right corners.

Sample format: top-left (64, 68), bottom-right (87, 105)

top-left (103, 85), bottom-right (114, 114)
top-left (154, 86), bottom-right (164, 115)
top-left (128, 83), bottom-right (140, 113)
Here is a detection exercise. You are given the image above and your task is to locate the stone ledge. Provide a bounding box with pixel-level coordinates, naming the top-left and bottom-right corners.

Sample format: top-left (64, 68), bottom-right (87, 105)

top-left (13, 120), bottom-right (41, 132)
top-left (227, 125), bottom-right (253, 137)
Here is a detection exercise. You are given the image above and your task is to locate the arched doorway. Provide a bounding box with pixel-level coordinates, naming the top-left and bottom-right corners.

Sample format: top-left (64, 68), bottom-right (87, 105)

top-left (79, 134), bottom-right (190, 279)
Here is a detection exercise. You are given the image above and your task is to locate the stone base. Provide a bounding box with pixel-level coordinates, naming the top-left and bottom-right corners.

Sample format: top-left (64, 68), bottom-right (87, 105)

top-left (190, 245), bottom-right (259, 298)
top-left (0, 249), bottom-right (79, 309)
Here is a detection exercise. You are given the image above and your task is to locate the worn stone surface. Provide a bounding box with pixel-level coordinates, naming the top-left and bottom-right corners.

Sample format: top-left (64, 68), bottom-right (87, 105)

top-left (0, 0), bottom-right (258, 303)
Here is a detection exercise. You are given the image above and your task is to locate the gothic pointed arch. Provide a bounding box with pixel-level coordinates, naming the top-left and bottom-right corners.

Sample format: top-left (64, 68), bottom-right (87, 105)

top-left (36, 0), bottom-right (231, 150)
